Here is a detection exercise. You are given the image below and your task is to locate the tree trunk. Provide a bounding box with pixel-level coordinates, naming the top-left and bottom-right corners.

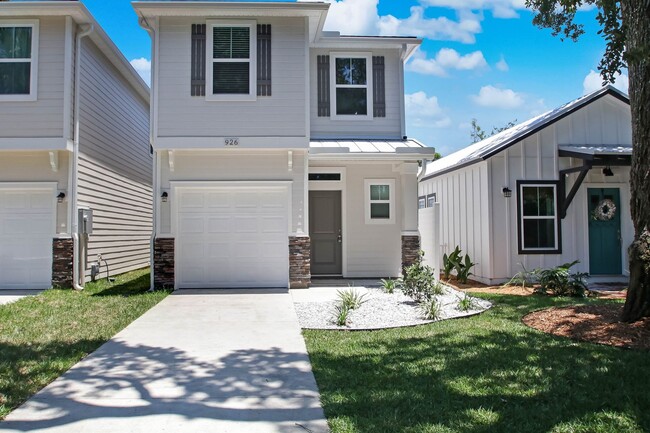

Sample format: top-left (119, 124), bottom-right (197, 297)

top-left (621, 0), bottom-right (650, 322)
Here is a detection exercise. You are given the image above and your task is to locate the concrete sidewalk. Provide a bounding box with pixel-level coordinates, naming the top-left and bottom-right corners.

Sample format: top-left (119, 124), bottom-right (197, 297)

top-left (1, 289), bottom-right (329, 433)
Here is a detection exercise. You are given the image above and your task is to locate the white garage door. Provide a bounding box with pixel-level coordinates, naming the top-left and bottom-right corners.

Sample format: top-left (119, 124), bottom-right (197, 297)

top-left (0, 187), bottom-right (55, 290)
top-left (176, 185), bottom-right (289, 289)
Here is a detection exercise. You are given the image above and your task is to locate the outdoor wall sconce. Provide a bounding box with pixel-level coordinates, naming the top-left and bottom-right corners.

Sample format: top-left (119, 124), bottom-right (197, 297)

top-left (161, 192), bottom-right (168, 203)
top-left (57, 192), bottom-right (66, 203)
top-left (603, 167), bottom-right (614, 177)
top-left (502, 187), bottom-right (512, 198)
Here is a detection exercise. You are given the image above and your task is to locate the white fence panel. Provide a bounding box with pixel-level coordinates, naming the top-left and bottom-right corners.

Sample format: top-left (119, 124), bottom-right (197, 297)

top-left (419, 203), bottom-right (441, 281)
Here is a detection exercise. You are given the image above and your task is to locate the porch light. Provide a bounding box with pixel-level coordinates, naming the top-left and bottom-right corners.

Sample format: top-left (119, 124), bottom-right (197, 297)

top-left (603, 167), bottom-right (614, 177)
top-left (161, 192), bottom-right (169, 203)
top-left (502, 187), bottom-right (512, 198)
top-left (57, 192), bottom-right (66, 203)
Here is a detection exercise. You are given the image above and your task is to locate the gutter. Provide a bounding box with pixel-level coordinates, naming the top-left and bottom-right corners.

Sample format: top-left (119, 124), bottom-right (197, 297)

top-left (71, 23), bottom-right (94, 291)
top-left (138, 14), bottom-right (157, 292)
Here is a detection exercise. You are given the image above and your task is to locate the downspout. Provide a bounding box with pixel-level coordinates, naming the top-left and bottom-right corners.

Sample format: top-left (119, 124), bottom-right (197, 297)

top-left (138, 14), bottom-right (157, 291)
top-left (71, 23), bottom-right (94, 291)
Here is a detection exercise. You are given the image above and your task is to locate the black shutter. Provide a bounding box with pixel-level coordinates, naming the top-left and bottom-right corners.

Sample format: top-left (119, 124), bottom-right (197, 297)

top-left (257, 24), bottom-right (272, 96)
top-left (373, 56), bottom-right (386, 117)
top-left (317, 55), bottom-right (330, 117)
top-left (191, 24), bottom-right (206, 97)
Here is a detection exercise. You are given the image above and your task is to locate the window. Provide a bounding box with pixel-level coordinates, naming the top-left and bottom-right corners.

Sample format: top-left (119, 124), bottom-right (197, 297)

top-left (0, 21), bottom-right (38, 100)
top-left (418, 196), bottom-right (426, 210)
top-left (427, 194), bottom-right (437, 208)
top-left (365, 179), bottom-right (395, 224)
top-left (206, 20), bottom-right (256, 101)
top-left (331, 53), bottom-right (372, 119)
top-left (309, 173), bottom-right (342, 181)
top-left (517, 181), bottom-right (561, 254)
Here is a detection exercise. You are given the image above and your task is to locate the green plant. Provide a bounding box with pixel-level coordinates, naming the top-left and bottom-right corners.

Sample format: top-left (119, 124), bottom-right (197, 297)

top-left (333, 302), bottom-right (350, 326)
top-left (419, 297), bottom-right (442, 320)
top-left (505, 264), bottom-right (540, 288)
top-left (380, 278), bottom-right (397, 294)
top-left (401, 256), bottom-right (439, 303)
top-left (457, 295), bottom-right (477, 312)
top-left (455, 254), bottom-right (476, 284)
top-left (336, 288), bottom-right (367, 310)
top-left (537, 261), bottom-right (589, 297)
top-left (443, 246), bottom-right (462, 280)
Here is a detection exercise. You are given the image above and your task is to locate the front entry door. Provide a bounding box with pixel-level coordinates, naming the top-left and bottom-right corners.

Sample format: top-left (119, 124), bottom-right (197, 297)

top-left (310, 191), bottom-right (343, 275)
top-left (588, 188), bottom-right (622, 275)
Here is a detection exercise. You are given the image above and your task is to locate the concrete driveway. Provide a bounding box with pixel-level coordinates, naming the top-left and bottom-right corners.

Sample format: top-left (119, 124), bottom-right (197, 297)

top-left (0, 290), bottom-right (43, 306)
top-left (1, 289), bottom-right (329, 433)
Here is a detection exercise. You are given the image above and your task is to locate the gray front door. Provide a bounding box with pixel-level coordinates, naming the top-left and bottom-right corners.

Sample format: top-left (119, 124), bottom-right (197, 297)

top-left (309, 191), bottom-right (343, 275)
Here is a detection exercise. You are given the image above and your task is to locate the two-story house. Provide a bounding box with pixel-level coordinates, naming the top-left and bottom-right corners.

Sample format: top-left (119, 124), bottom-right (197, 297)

top-left (0, 1), bottom-right (151, 290)
top-left (133, 1), bottom-right (435, 290)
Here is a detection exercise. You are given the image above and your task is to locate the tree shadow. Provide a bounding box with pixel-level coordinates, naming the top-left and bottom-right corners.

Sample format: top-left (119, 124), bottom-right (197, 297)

top-left (1, 339), bottom-right (328, 432)
top-left (91, 274), bottom-right (156, 297)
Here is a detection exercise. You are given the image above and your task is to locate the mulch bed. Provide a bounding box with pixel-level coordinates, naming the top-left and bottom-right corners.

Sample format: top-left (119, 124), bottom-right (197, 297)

top-left (523, 304), bottom-right (650, 350)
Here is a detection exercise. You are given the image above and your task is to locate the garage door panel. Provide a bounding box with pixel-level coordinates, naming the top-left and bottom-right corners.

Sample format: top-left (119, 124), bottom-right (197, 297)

top-left (179, 192), bottom-right (205, 208)
top-left (176, 186), bottom-right (289, 289)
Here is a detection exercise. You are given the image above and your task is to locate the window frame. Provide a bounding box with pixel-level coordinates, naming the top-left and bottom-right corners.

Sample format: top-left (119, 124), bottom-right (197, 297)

top-left (0, 20), bottom-right (39, 102)
top-left (418, 196), bottom-right (426, 210)
top-left (516, 180), bottom-right (562, 255)
top-left (365, 179), bottom-right (395, 225)
top-left (427, 193), bottom-right (437, 208)
top-left (330, 52), bottom-right (373, 121)
top-left (206, 20), bottom-right (256, 102)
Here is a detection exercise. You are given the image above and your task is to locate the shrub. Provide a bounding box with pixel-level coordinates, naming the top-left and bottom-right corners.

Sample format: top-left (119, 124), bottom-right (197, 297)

top-left (442, 246), bottom-right (476, 284)
top-left (401, 256), bottom-right (439, 303)
top-left (443, 247), bottom-right (462, 280)
top-left (333, 303), bottom-right (350, 326)
top-left (505, 264), bottom-right (540, 288)
top-left (456, 254), bottom-right (476, 284)
top-left (380, 278), bottom-right (397, 294)
top-left (419, 297), bottom-right (442, 320)
top-left (457, 295), bottom-right (478, 312)
top-left (537, 261), bottom-right (589, 297)
top-left (337, 288), bottom-right (367, 310)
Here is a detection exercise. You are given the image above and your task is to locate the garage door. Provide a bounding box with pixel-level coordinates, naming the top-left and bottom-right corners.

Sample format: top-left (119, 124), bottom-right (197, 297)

top-left (176, 186), bottom-right (289, 288)
top-left (0, 187), bottom-right (55, 290)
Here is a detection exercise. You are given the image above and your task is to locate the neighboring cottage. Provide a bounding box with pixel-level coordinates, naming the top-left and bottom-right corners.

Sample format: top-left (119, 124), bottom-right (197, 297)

top-left (419, 86), bottom-right (632, 284)
top-left (132, 1), bottom-right (435, 290)
top-left (0, 1), bottom-right (151, 290)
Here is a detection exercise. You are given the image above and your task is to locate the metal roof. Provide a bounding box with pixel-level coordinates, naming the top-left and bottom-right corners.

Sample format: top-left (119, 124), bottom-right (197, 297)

top-left (421, 86), bottom-right (629, 180)
top-left (310, 139), bottom-right (436, 160)
top-left (558, 145), bottom-right (633, 156)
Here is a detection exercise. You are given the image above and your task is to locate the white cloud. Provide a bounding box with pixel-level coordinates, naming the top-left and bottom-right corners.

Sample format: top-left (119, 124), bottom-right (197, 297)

top-left (405, 91), bottom-right (452, 128)
top-left (420, 0), bottom-right (526, 19)
top-left (407, 48), bottom-right (488, 76)
top-left (130, 57), bottom-right (151, 86)
top-left (321, 0), bottom-right (380, 35)
top-left (583, 69), bottom-right (629, 95)
top-left (471, 85), bottom-right (524, 109)
top-left (496, 56), bottom-right (509, 72)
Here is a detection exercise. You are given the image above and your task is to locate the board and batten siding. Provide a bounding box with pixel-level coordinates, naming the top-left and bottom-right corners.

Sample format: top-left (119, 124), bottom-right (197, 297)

top-left (0, 17), bottom-right (65, 138)
top-left (310, 48), bottom-right (402, 140)
top-left (77, 38), bottom-right (152, 279)
top-left (159, 150), bottom-right (307, 235)
top-left (418, 162), bottom-right (491, 281)
top-left (157, 16), bottom-right (307, 140)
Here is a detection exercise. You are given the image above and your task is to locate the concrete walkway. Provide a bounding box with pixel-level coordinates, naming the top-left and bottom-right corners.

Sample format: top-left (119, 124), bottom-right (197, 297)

top-left (0, 290), bottom-right (43, 306)
top-left (1, 289), bottom-right (329, 433)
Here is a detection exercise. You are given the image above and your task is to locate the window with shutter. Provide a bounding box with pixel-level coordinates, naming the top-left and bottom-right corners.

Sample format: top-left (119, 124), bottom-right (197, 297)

top-left (329, 52), bottom-right (373, 120)
top-left (190, 24), bottom-right (206, 97)
top-left (317, 55), bottom-right (330, 117)
top-left (372, 56), bottom-right (385, 118)
top-left (257, 24), bottom-right (271, 96)
top-left (206, 20), bottom-right (257, 101)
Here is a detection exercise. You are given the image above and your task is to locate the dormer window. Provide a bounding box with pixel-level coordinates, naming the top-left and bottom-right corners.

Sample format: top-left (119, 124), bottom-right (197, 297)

top-left (0, 20), bottom-right (38, 101)
top-left (330, 53), bottom-right (372, 120)
top-left (206, 20), bottom-right (256, 101)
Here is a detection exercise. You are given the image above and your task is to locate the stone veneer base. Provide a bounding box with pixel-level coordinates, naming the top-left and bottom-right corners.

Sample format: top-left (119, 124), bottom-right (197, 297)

top-left (52, 238), bottom-right (74, 288)
top-left (289, 236), bottom-right (311, 289)
top-left (401, 235), bottom-right (421, 274)
top-left (154, 238), bottom-right (175, 290)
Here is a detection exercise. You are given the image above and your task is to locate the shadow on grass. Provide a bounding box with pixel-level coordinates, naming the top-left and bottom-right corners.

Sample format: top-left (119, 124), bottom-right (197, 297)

top-left (306, 295), bottom-right (650, 433)
top-left (91, 274), bottom-right (155, 297)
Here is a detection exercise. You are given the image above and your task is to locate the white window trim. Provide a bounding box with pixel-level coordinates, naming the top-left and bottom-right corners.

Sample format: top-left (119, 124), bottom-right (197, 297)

top-left (365, 179), bottom-right (395, 225)
top-left (206, 20), bottom-right (256, 102)
top-left (0, 20), bottom-right (39, 102)
top-left (330, 52), bottom-right (373, 121)
top-left (519, 183), bottom-right (559, 252)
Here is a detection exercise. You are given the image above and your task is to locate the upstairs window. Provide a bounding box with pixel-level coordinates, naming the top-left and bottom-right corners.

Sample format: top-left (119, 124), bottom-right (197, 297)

top-left (517, 181), bottom-right (561, 254)
top-left (207, 21), bottom-right (256, 101)
top-left (331, 53), bottom-right (372, 120)
top-left (0, 21), bottom-right (38, 100)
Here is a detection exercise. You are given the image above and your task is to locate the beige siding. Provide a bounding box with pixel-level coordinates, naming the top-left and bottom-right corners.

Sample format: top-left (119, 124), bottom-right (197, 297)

top-left (157, 16), bottom-right (307, 139)
top-left (159, 149), bottom-right (307, 235)
top-left (77, 38), bottom-right (152, 279)
top-left (310, 48), bottom-right (402, 140)
top-left (0, 17), bottom-right (66, 138)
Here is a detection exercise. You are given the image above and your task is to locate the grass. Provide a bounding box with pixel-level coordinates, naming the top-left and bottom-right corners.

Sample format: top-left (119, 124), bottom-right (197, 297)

top-left (0, 269), bottom-right (169, 419)
top-left (304, 294), bottom-right (650, 433)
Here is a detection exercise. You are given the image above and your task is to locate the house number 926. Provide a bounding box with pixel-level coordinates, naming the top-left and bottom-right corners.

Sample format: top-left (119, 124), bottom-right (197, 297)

top-left (224, 138), bottom-right (240, 147)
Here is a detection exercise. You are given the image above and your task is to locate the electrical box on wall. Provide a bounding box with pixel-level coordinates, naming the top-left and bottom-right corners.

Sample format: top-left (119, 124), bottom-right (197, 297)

top-left (78, 208), bottom-right (93, 235)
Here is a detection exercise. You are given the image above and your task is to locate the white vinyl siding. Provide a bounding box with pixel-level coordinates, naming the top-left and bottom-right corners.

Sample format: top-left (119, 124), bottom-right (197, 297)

top-left (157, 16), bottom-right (306, 140)
top-left (0, 20), bottom-right (39, 101)
top-left (0, 17), bottom-right (65, 138)
top-left (77, 38), bottom-right (152, 279)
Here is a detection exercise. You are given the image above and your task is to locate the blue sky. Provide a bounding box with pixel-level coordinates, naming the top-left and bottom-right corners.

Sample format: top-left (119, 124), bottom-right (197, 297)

top-left (82, 0), bottom-right (627, 156)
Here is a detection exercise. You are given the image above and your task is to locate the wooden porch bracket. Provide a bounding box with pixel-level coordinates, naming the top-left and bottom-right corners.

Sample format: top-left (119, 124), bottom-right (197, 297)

top-left (559, 161), bottom-right (592, 219)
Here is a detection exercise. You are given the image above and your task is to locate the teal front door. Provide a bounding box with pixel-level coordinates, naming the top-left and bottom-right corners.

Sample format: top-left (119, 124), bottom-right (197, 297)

top-left (588, 188), bottom-right (622, 275)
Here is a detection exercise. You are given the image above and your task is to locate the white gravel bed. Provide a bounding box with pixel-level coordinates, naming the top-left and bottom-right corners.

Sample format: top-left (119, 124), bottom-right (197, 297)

top-left (294, 285), bottom-right (492, 330)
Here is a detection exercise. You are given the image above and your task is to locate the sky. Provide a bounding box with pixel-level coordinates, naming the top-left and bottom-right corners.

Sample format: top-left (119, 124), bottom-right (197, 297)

top-left (82, 0), bottom-right (628, 157)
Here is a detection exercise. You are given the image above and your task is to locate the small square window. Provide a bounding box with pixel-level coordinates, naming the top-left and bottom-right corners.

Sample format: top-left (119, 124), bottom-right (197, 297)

top-left (427, 194), bottom-right (436, 208)
top-left (418, 196), bottom-right (426, 210)
top-left (365, 179), bottom-right (395, 224)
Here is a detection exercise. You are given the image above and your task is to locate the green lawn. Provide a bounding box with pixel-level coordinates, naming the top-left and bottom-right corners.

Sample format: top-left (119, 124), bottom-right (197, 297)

top-left (0, 269), bottom-right (169, 419)
top-left (304, 294), bottom-right (650, 433)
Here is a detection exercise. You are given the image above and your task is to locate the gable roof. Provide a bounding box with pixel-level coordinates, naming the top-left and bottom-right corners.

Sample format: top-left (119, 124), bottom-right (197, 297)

top-left (421, 85), bottom-right (629, 181)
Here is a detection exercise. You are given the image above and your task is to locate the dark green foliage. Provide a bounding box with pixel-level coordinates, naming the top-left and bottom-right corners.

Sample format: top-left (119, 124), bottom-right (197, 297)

top-left (380, 278), bottom-right (397, 294)
top-left (506, 264), bottom-right (540, 288)
top-left (537, 260), bottom-right (589, 297)
top-left (443, 246), bottom-right (476, 283)
top-left (400, 255), bottom-right (442, 303)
